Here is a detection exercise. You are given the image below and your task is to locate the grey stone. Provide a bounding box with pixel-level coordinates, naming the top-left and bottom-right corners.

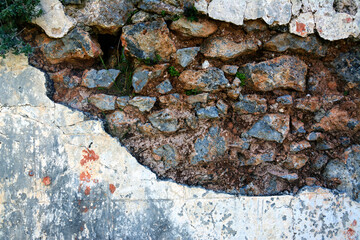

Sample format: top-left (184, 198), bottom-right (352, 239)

top-left (192, 126), bottom-right (226, 164)
top-left (88, 94), bottom-right (116, 111)
top-left (216, 100), bottom-right (228, 114)
top-left (153, 144), bottom-right (178, 169)
top-left (82, 69), bottom-right (120, 89)
top-left (132, 64), bottom-right (168, 93)
top-left (333, 49), bottom-right (360, 90)
top-left (291, 118), bottom-right (306, 134)
top-left (241, 151), bottom-right (275, 166)
top-left (284, 154), bottom-right (309, 169)
top-left (138, 0), bottom-right (183, 15)
top-left (290, 141), bottom-right (311, 152)
top-left (106, 110), bottom-right (139, 137)
top-left (264, 33), bottom-right (327, 57)
top-left (176, 47), bottom-right (200, 68)
top-left (131, 11), bottom-right (155, 24)
top-left (186, 93), bottom-right (209, 104)
top-left (306, 132), bottom-right (323, 141)
top-left (62, 0), bottom-right (82, 4)
top-left (170, 18), bottom-right (218, 38)
top-left (196, 106), bottom-right (220, 119)
top-left (323, 159), bottom-right (354, 196)
top-left (247, 114), bottom-right (290, 143)
top-left (221, 65), bottom-right (239, 75)
top-left (116, 96), bottom-right (130, 108)
top-left (276, 95), bottom-right (293, 105)
top-left (234, 95), bottom-right (267, 114)
top-left (128, 96), bottom-right (156, 112)
top-left (156, 79), bottom-right (173, 94)
top-left (312, 154), bottom-right (329, 170)
top-left (316, 141), bottom-right (335, 150)
top-left (148, 109), bottom-right (180, 133)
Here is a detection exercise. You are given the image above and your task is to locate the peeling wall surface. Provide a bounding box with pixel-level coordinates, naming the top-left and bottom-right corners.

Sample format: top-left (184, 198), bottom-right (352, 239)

top-left (0, 55), bottom-right (359, 239)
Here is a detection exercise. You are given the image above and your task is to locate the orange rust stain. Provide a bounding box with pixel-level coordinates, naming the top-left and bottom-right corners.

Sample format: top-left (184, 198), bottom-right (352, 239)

top-left (42, 176), bottom-right (51, 186)
top-left (351, 220), bottom-right (357, 226)
top-left (80, 171), bottom-right (91, 182)
top-left (346, 228), bottom-right (356, 240)
top-left (84, 186), bottom-right (91, 195)
top-left (80, 148), bottom-right (99, 166)
top-left (296, 22), bottom-right (306, 34)
top-left (109, 184), bottom-right (116, 194)
top-left (81, 207), bottom-right (89, 213)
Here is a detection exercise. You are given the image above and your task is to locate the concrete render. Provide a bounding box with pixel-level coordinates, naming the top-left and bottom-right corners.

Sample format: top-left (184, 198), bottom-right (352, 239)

top-left (0, 54), bottom-right (359, 239)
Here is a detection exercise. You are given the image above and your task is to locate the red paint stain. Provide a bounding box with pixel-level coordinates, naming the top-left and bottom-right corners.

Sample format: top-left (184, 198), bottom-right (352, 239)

top-left (84, 186), bottom-right (91, 195)
top-left (346, 17), bottom-right (353, 23)
top-left (28, 170), bottom-right (34, 177)
top-left (80, 148), bottom-right (99, 166)
top-left (81, 207), bottom-right (89, 213)
top-left (346, 228), bottom-right (356, 240)
top-left (351, 220), bottom-right (357, 226)
top-left (80, 171), bottom-right (91, 182)
top-left (42, 176), bottom-right (51, 186)
top-left (296, 22), bottom-right (306, 34)
top-left (109, 184), bottom-right (116, 194)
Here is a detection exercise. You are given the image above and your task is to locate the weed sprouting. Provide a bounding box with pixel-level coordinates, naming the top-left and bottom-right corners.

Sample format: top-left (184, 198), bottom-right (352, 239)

top-left (185, 88), bottom-right (202, 96)
top-left (184, 5), bottom-right (199, 22)
top-left (235, 72), bottom-right (247, 86)
top-left (168, 66), bottom-right (180, 77)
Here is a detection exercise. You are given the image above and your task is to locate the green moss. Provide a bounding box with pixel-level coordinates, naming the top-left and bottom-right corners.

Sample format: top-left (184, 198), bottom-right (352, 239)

top-left (235, 72), bottom-right (247, 86)
top-left (185, 88), bottom-right (202, 96)
top-left (184, 5), bottom-right (199, 22)
top-left (168, 66), bottom-right (180, 77)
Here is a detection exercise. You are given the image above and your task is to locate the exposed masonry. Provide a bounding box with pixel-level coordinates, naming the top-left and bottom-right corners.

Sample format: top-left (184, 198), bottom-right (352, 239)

top-left (24, 0), bottom-right (360, 200)
top-left (0, 54), bottom-right (359, 239)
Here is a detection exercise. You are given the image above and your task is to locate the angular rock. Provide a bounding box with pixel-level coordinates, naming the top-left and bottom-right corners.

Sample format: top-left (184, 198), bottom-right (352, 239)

top-left (239, 56), bottom-right (308, 92)
top-left (247, 114), bottom-right (290, 143)
top-left (291, 118), bottom-right (306, 134)
top-left (176, 47), bottom-right (200, 67)
top-left (121, 20), bottom-right (176, 62)
top-left (132, 64), bottom-right (167, 93)
top-left (148, 108), bottom-right (180, 133)
top-left (264, 33), bottom-right (327, 57)
top-left (295, 97), bottom-right (321, 112)
top-left (276, 95), bottom-right (293, 105)
top-left (156, 79), bottom-right (173, 94)
top-left (36, 28), bottom-right (102, 64)
top-left (186, 93), bottom-right (209, 104)
top-left (62, 0), bottom-right (82, 4)
top-left (138, 0), bottom-right (183, 15)
top-left (306, 132), bottom-right (323, 141)
top-left (289, 12), bottom-right (315, 37)
top-left (131, 11), bottom-right (154, 24)
top-left (208, 0), bottom-right (246, 25)
top-left (194, 0), bottom-right (208, 14)
top-left (116, 96), bottom-right (130, 108)
top-left (261, 0), bottom-right (292, 25)
top-left (201, 38), bottom-right (260, 61)
top-left (32, 0), bottom-right (75, 38)
top-left (290, 140), bottom-right (311, 152)
top-left (128, 96), bottom-right (156, 112)
top-left (197, 106), bottom-right (220, 119)
top-left (241, 151), bottom-right (275, 166)
top-left (221, 65), bottom-right (239, 75)
top-left (216, 100), bottom-right (228, 114)
top-left (67, 0), bottom-right (136, 34)
top-left (137, 122), bottom-right (159, 135)
top-left (192, 126), bottom-right (226, 164)
top-left (234, 94), bottom-right (267, 115)
top-left (106, 110), bottom-right (139, 137)
top-left (284, 154), bottom-right (309, 169)
top-left (49, 69), bottom-right (81, 88)
top-left (81, 69), bottom-right (120, 89)
top-left (179, 68), bottom-right (229, 92)
top-left (313, 107), bottom-right (360, 132)
top-left (323, 159), bottom-right (354, 197)
top-left (170, 17), bottom-right (218, 38)
top-left (312, 154), bottom-right (329, 170)
top-left (344, 145), bottom-right (360, 197)
top-left (316, 140), bottom-right (335, 150)
top-left (153, 144), bottom-right (178, 169)
top-left (332, 49), bottom-right (360, 90)
top-left (88, 94), bottom-right (116, 111)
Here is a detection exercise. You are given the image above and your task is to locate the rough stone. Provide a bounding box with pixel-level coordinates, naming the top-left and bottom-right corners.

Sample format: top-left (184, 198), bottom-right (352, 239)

top-left (137, 0), bottom-right (183, 15)
top-left (128, 96), bottom-right (156, 112)
top-left (290, 140), bottom-right (311, 153)
top-left (36, 28), bottom-right (103, 64)
top-left (216, 100), bottom-right (228, 114)
top-left (295, 97), bottom-right (321, 112)
top-left (241, 151), bottom-right (275, 166)
top-left (32, 0), bottom-right (75, 38)
top-left (261, 0), bottom-right (292, 25)
top-left (186, 93), bottom-right (209, 104)
top-left (243, 20), bottom-right (269, 32)
top-left (132, 64), bottom-right (168, 93)
top-left (153, 144), bottom-right (178, 169)
top-left (316, 140), bottom-right (335, 150)
top-left (197, 106), bottom-right (220, 119)
top-left (116, 96), bottom-right (130, 108)
top-left (121, 20), bottom-right (176, 62)
top-left (156, 79), bottom-right (173, 94)
top-left (49, 69), bottom-right (81, 88)
top-left (289, 12), bottom-right (315, 37)
top-left (170, 18), bottom-right (218, 38)
top-left (176, 47), bottom-right (200, 68)
top-left (192, 126), bottom-right (226, 164)
top-left (264, 33), bottom-right (327, 57)
top-left (67, 0), bottom-right (136, 34)
top-left (179, 68), bottom-right (229, 92)
top-left (131, 11), bottom-right (154, 24)
top-left (234, 94), bottom-right (267, 114)
top-left (276, 95), bottom-right (293, 105)
top-left (221, 65), bottom-right (239, 75)
top-left (239, 56), bottom-right (308, 92)
top-left (306, 132), bottom-right (323, 141)
top-left (106, 110), bottom-right (139, 136)
top-left (312, 154), bottom-right (329, 170)
top-left (323, 159), bottom-right (354, 197)
top-left (81, 69), bottom-right (120, 89)
top-left (61, 0), bottom-right (82, 4)
top-left (291, 118), bottom-right (306, 134)
top-left (88, 94), bottom-right (116, 111)
top-left (313, 107), bottom-right (360, 132)
top-left (332, 49), bottom-right (360, 90)
top-left (208, 0), bottom-right (246, 25)
top-left (247, 114), bottom-right (290, 143)
top-left (148, 109), bottom-right (180, 133)
top-left (284, 154), bottom-right (309, 169)
top-left (344, 145), bottom-right (360, 200)
top-left (201, 38), bottom-right (260, 61)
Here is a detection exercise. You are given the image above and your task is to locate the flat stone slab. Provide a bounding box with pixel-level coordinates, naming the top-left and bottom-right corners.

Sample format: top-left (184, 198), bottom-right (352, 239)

top-left (0, 54), bottom-right (359, 239)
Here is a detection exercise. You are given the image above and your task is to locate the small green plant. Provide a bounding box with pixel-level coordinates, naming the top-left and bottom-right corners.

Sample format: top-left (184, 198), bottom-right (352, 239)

top-left (185, 88), bottom-right (202, 96)
top-left (142, 54), bottom-right (161, 66)
top-left (184, 5), bottom-right (199, 22)
top-left (168, 66), bottom-right (180, 77)
top-left (125, 9), bottom-right (139, 25)
top-left (0, 0), bottom-right (43, 57)
top-left (344, 90), bottom-right (349, 96)
top-left (235, 72), bottom-right (247, 86)
top-left (161, 10), bottom-right (166, 17)
top-left (172, 14), bottom-right (181, 21)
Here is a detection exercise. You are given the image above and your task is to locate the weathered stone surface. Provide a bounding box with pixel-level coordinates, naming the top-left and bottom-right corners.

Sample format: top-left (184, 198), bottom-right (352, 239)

top-left (284, 154), bottom-right (309, 169)
top-left (277, 95), bottom-right (293, 105)
top-left (289, 12), bottom-right (315, 37)
top-left (179, 68), bottom-right (229, 92)
top-left (333, 49), bottom-right (360, 89)
top-left (106, 110), bottom-right (139, 136)
top-left (67, 0), bottom-right (136, 34)
top-left (216, 100), bottom-right (228, 114)
top-left (239, 56), bottom-right (308, 92)
top-left (243, 20), bottom-right (269, 32)
top-left (176, 47), bottom-right (200, 67)
top-left (234, 94), bottom-right (267, 115)
top-left (313, 107), bottom-right (360, 132)
top-left (36, 28), bottom-right (103, 64)
top-left (49, 69), bottom-right (81, 88)
top-left (153, 144), bottom-right (178, 169)
top-left (132, 64), bottom-right (167, 93)
top-left (291, 118), bottom-right (306, 134)
top-left (81, 69), bottom-right (120, 89)
top-left (138, 0), bottom-right (183, 15)
top-left (192, 126), bottom-right (226, 164)
top-left (1, 54), bottom-right (360, 239)
top-left (170, 18), bottom-right (218, 38)
top-left (247, 114), bottom-right (290, 143)
top-left (201, 37), bottom-right (260, 61)
top-left (264, 33), bottom-right (327, 56)
top-left (197, 106), bottom-right (220, 119)
top-left (306, 132), bottom-right (323, 141)
top-left (312, 154), bottom-right (329, 170)
top-left (116, 96), bottom-right (130, 108)
top-left (131, 11), bottom-right (154, 24)
top-left (295, 97), bottom-right (321, 112)
top-left (88, 94), bottom-right (116, 111)
top-left (156, 79), bottom-right (173, 94)
top-left (221, 65), bottom-right (239, 75)
top-left (128, 96), bottom-right (156, 112)
top-left (33, 0), bottom-right (75, 38)
top-left (62, 0), bottom-right (82, 4)
top-left (186, 93), bottom-right (209, 104)
top-left (148, 109), bottom-right (180, 133)
top-left (290, 140), bottom-right (311, 153)
top-left (208, 0), bottom-right (246, 25)
top-left (241, 151), bottom-right (275, 166)
top-left (121, 20), bottom-right (176, 62)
